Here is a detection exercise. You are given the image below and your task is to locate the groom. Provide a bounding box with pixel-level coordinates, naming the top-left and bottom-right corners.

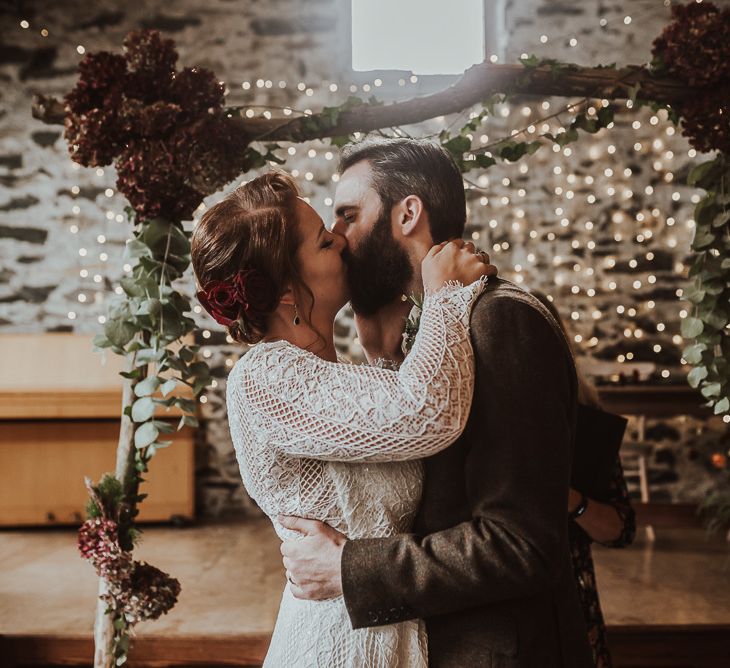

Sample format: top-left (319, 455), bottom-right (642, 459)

top-left (279, 137), bottom-right (594, 667)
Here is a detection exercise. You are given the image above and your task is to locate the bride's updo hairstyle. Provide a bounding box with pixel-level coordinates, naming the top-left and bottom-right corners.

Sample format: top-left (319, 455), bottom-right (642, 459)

top-left (191, 170), bottom-right (310, 345)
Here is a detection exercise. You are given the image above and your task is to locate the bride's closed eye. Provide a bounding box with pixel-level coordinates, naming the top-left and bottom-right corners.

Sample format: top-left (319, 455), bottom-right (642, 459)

top-left (321, 238), bottom-right (334, 249)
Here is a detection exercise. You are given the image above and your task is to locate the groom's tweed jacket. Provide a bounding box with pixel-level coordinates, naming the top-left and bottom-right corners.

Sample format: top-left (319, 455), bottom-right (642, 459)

top-left (341, 279), bottom-right (594, 667)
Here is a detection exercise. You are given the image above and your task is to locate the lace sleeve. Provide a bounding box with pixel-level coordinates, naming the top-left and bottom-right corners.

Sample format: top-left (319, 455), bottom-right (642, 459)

top-left (231, 277), bottom-right (488, 462)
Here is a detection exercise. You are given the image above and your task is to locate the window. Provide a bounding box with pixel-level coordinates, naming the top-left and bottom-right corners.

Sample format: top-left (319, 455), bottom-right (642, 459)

top-left (340, 0), bottom-right (505, 90)
top-left (351, 0), bottom-right (486, 75)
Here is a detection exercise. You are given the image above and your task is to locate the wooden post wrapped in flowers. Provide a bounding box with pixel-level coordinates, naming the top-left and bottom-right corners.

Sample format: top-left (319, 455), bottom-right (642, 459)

top-left (62, 30), bottom-right (260, 666)
top-left (78, 478), bottom-right (181, 662)
top-left (29, 3), bottom-right (729, 664)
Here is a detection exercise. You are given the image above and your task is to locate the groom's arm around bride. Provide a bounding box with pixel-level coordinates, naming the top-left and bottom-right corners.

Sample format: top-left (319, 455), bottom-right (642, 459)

top-left (345, 281), bottom-right (594, 667)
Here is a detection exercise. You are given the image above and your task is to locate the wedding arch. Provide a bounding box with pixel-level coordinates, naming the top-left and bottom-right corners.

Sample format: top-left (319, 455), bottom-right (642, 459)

top-left (30, 2), bottom-right (730, 665)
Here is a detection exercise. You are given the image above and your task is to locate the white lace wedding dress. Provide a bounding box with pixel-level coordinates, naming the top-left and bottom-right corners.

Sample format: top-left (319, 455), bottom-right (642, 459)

top-left (225, 278), bottom-right (487, 667)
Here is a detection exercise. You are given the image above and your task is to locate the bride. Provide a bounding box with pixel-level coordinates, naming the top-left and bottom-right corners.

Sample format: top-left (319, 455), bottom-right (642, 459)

top-left (191, 170), bottom-right (494, 667)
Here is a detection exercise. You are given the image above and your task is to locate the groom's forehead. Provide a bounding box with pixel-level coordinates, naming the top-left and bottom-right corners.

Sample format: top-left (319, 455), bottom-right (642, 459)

top-left (334, 163), bottom-right (375, 207)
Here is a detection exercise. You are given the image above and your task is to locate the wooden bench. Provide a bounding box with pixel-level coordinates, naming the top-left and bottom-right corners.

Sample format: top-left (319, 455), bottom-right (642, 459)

top-left (0, 333), bottom-right (196, 526)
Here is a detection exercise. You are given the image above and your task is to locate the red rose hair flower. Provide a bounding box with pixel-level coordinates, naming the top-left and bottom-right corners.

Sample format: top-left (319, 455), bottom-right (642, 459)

top-left (196, 268), bottom-right (278, 327)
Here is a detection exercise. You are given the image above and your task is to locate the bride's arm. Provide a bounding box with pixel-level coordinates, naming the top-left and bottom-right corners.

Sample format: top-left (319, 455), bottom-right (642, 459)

top-left (228, 278), bottom-right (488, 462)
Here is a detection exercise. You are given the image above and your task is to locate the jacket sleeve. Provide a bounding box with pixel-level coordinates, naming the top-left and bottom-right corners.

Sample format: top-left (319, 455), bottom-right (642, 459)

top-left (340, 294), bottom-right (578, 626)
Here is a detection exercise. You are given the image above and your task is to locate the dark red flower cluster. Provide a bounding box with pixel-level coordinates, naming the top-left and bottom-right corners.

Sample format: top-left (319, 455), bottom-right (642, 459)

top-left (170, 67), bottom-right (226, 121)
top-left (65, 51), bottom-right (128, 115)
top-left (118, 99), bottom-right (182, 139)
top-left (173, 115), bottom-right (251, 194)
top-left (677, 88), bottom-right (730, 154)
top-left (64, 105), bottom-right (124, 168)
top-left (63, 29), bottom-right (245, 221)
top-left (115, 138), bottom-right (203, 221)
top-left (77, 517), bottom-right (133, 582)
top-left (79, 518), bottom-right (180, 623)
top-left (196, 268), bottom-right (279, 327)
top-left (652, 2), bottom-right (730, 86)
top-left (122, 29), bottom-right (178, 102)
top-left (116, 561), bottom-right (181, 623)
top-left (652, 2), bottom-right (730, 153)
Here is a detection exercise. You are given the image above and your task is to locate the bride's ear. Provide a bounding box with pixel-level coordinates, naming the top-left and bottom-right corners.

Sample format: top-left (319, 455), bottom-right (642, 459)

top-left (278, 285), bottom-right (296, 307)
top-left (397, 195), bottom-right (424, 237)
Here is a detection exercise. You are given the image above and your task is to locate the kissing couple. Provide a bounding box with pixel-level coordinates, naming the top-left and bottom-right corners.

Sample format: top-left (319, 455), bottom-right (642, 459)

top-left (192, 137), bottom-right (594, 667)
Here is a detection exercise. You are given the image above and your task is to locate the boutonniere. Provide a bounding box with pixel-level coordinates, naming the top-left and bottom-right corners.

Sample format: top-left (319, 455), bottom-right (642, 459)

top-left (402, 293), bottom-right (424, 354)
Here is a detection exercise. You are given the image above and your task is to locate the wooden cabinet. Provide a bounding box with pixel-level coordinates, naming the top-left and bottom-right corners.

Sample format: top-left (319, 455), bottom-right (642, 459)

top-left (0, 333), bottom-right (196, 526)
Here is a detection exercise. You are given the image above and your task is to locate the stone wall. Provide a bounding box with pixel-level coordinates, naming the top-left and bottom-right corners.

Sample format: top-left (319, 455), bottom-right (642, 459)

top-left (1, 0), bottom-right (726, 517)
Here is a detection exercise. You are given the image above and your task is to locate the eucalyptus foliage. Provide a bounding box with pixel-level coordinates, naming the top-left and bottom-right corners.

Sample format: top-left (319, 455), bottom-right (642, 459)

top-left (93, 212), bottom-right (210, 478)
top-left (681, 155), bottom-right (730, 416)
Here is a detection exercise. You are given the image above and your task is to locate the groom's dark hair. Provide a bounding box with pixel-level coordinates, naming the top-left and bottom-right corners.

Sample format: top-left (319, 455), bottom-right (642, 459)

top-left (338, 137), bottom-right (466, 243)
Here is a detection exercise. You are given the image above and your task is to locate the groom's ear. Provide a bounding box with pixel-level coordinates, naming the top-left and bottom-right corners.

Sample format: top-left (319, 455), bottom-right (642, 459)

top-left (396, 195), bottom-right (424, 237)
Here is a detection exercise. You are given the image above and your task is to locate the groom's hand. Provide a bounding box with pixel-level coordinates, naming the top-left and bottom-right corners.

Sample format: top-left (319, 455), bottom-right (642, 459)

top-left (278, 515), bottom-right (346, 600)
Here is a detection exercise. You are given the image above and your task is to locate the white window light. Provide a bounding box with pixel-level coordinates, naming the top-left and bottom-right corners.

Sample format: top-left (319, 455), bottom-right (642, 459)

top-left (351, 0), bottom-right (486, 75)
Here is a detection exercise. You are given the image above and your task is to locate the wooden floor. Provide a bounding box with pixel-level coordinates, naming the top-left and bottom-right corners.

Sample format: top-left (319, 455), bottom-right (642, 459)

top-left (1, 518), bottom-right (728, 667)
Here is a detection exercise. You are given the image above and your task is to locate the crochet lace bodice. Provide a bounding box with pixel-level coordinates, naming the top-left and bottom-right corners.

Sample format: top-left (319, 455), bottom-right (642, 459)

top-left (225, 277), bottom-right (487, 667)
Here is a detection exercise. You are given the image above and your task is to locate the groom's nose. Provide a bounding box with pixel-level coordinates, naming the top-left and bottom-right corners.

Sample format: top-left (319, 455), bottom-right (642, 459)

top-left (332, 229), bottom-right (348, 253)
top-left (331, 219), bottom-right (347, 237)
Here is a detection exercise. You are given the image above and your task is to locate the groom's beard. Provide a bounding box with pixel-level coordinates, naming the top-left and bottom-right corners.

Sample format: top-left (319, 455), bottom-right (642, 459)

top-left (344, 209), bottom-right (413, 316)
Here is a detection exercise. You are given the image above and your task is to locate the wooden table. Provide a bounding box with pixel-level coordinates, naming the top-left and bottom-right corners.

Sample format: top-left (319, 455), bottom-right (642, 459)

top-left (597, 385), bottom-right (712, 418)
top-left (0, 333), bottom-right (196, 526)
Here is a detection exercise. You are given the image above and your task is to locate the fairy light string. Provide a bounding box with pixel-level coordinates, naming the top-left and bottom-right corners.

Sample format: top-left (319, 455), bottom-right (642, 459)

top-left (9, 5), bottom-right (708, 395)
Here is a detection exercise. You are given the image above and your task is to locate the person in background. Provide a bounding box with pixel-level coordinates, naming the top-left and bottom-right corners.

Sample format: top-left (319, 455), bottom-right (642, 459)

top-left (531, 290), bottom-right (637, 668)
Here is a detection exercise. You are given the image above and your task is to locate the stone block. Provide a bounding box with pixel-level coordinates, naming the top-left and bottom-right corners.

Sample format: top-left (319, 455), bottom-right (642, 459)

top-left (0, 195), bottom-right (40, 212)
top-left (31, 131), bottom-right (61, 148)
top-left (250, 15), bottom-right (336, 36)
top-left (0, 224), bottom-right (47, 243)
top-left (0, 155), bottom-right (22, 169)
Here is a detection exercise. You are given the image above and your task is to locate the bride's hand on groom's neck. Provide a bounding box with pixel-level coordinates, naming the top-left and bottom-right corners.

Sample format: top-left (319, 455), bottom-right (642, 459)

top-left (354, 298), bottom-right (411, 366)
